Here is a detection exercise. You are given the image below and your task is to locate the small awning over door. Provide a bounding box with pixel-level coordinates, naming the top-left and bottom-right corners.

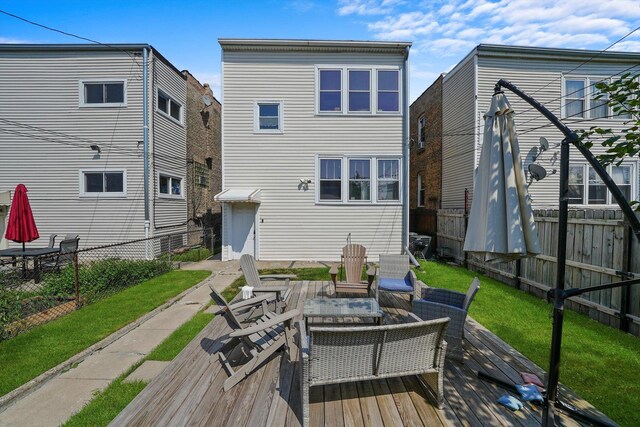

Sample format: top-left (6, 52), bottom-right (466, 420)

top-left (214, 188), bottom-right (261, 203)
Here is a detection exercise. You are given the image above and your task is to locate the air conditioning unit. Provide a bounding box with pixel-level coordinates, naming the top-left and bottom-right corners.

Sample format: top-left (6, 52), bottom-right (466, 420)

top-left (197, 175), bottom-right (207, 186)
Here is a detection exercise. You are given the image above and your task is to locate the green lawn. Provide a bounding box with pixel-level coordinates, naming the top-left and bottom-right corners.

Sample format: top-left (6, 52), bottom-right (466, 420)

top-left (0, 269), bottom-right (210, 397)
top-left (169, 247), bottom-right (212, 262)
top-left (63, 310), bottom-right (216, 427)
top-left (416, 261), bottom-right (640, 427)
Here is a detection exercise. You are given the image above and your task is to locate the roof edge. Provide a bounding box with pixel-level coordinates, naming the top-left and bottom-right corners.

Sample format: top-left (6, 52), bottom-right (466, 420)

top-left (218, 38), bottom-right (411, 53)
top-left (476, 43), bottom-right (640, 62)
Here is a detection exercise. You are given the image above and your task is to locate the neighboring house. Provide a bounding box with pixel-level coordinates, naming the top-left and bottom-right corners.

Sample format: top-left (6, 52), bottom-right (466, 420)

top-left (217, 39), bottom-right (411, 261)
top-left (183, 71), bottom-right (222, 247)
top-left (409, 74), bottom-right (443, 240)
top-left (0, 44), bottom-right (188, 250)
top-left (441, 44), bottom-right (640, 210)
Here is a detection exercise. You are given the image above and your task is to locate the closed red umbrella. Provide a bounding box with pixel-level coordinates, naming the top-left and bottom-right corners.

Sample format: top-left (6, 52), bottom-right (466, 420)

top-left (5, 184), bottom-right (40, 250)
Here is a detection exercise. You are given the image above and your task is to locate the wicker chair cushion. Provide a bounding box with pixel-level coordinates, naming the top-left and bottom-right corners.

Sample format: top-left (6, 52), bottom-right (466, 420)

top-left (378, 276), bottom-right (413, 292)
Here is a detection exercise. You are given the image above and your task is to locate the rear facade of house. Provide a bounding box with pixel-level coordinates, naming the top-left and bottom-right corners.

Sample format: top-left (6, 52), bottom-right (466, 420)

top-left (218, 39), bottom-right (410, 261)
top-left (442, 44), bottom-right (640, 210)
top-left (0, 44), bottom-right (187, 250)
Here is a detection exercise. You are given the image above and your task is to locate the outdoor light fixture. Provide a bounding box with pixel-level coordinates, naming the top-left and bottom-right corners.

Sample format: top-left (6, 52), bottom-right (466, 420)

top-left (90, 144), bottom-right (101, 154)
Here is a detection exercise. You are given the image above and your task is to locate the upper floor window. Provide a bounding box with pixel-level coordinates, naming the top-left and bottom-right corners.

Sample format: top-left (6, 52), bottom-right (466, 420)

top-left (417, 174), bottom-right (425, 207)
top-left (377, 70), bottom-right (399, 112)
top-left (316, 66), bottom-right (401, 115)
top-left (319, 69), bottom-right (342, 112)
top-left (417, 115), bottom-right (426, 149)
top-left (79, 169), bottom-right (126, 197)
top-left (159, 173), bottom-right (183, 197)
top-left (563, 76), bottom-right (630, 120)
top-left (158, 89), bottom-right (182, 123)
top-left (568, 162), bottom-right (636, 205)
top-left (80, 81), bottom-right (125, 107)
top-left (254, 101), bottom-right (283, 132)
top-left (348, 70), bottom-right (371, 112)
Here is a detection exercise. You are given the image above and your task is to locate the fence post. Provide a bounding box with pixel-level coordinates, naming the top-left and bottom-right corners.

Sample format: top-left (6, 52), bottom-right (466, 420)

top-left (168, 235), bottom-right (172, 265)
top-left (619, 224), bottom-right (633, 332)
top-left (515, 259), bottom-right (522, 290)
top-left (74, 252), bottom-right (80, 309)
top-left (210, 228), bottom-right (215, 254)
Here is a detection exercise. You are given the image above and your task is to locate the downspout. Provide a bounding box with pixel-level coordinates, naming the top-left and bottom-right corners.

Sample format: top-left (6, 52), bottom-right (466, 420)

top-left (402, 46), bottom-right (410, 252)
top-left (143, 47), bottom-right (150, 258)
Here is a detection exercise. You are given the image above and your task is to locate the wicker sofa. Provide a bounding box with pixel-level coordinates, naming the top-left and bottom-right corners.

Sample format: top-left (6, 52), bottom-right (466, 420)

top-left (298, 316), bottom-right (449, 427)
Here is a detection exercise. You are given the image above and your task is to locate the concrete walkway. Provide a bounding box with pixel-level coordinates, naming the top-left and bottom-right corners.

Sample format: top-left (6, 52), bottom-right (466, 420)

top-left (0, 258), bottom-right (330, 427)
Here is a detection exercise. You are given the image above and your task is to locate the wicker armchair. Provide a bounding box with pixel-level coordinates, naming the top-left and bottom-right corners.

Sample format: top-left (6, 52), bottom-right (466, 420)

top-left (299, 315), bottom-right (449, 427)
top-left (375, 254), bottom-right (418, 302)
top-left (412, 278), bottom-right (480, 362)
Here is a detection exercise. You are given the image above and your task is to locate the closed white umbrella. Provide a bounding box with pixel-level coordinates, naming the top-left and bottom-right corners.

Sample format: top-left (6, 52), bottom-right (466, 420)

top-left (463, 92), bottom-right (540, 262)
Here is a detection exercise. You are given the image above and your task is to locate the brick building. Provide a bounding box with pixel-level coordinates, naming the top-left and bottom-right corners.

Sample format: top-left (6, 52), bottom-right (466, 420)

top-left (409, 74), bottom-right (443, 241)
top-left (183, 71), bottom-right (222, 247)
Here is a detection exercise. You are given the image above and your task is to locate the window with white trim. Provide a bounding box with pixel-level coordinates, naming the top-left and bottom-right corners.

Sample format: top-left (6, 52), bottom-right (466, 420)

top-left (159, 173), bottom-right (182, 197)
top-left (417, 115), bottom-right (426, 149)
top-left (319, 69), bottom-right (342, 112)
top-left (568, 163), bottom-right (636, 205)
top-left (80, 170), bottom-right (126, 197)
top-left (417, 174), bottom-right (425, 207)
top-left (81, 81), bottom-right (125, 106)
top-left (348, 70), bottom-right (371, 112)
top-left (377, 70), bottom-right (399, 112)
top-left (316, 156), bottom-right (402, 204)
top-left (254, 101), bottom-right (283, 132)
top-left (563, 76), bottom-right (631, 120)
top-left (157, 90), bottom-right (182, 123)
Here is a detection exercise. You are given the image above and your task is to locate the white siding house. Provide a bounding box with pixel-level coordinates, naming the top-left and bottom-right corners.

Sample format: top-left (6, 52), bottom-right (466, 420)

top-left (442, 44), bottom-right (640, 209)
top-left (0, 44), bottom-right (187, 250)
top-left (217, 39), bottom-right (411, 261)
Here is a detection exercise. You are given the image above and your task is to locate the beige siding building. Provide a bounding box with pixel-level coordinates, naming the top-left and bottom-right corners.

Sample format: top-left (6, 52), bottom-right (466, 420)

top-left (218, 39), bottom-right (411, 261)
top-left (0, 44), bottom-right (187, 250)
top-left (442, 44), bottom-right (640, 210)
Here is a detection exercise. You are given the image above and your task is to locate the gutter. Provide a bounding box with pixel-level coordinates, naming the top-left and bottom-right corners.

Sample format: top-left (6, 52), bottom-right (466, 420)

top-left (402, 46), bottom-right (410, 251)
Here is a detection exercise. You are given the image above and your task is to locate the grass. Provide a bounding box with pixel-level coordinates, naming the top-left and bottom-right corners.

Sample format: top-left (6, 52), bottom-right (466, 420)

top-left (169, 247), bottom-right (212, 262)
top-left (63, 309), bottom-right (216, 427)
top-left (222, 267), bottom-right (331, 301)
top-left (416, 260), bottom-right (640, 427)
top-left (0, 269), bottom-right (210, 397)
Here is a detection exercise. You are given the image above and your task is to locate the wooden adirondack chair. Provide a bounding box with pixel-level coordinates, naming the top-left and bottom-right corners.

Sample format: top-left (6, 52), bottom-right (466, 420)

top-left (330, 244), bottom-right (375, 295)
top-left (209, 286), bottom-right (299, 391)
top-left (240, 254), bottom-right (296, 312)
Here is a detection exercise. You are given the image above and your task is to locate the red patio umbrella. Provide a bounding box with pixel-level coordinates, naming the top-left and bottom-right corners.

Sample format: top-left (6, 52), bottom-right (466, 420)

top-left (5, 184), bottom-right (40, 252)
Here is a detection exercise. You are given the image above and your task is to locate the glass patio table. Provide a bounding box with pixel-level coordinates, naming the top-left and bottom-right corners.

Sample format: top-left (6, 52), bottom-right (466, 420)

top-left (303, 297), bottom-right (384, 328)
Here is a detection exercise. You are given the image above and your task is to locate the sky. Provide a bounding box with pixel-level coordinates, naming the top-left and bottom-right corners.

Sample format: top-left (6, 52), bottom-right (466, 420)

top-left (1, 0), bottom-right (640, 102)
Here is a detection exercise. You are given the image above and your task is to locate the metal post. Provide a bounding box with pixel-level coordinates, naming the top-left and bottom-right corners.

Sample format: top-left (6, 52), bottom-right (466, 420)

top-left (620, 225), bottom-right (633, 332)
top-left (168, 235), bottom-right (172, 265)
top-left (74, 252), bottom-right (80, 308)
top-left (463, 188), bottom-right (469, 268)
top-left (210, 228), bottom-right (215, 253)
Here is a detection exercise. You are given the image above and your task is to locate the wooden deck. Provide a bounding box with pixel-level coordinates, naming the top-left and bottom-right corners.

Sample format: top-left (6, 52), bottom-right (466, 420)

top-left (112, 281), bottom-right (614, 426)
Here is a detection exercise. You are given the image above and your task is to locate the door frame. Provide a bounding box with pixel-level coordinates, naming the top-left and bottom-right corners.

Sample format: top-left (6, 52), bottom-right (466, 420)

top-left (229, 203), bottom-right (259, 260)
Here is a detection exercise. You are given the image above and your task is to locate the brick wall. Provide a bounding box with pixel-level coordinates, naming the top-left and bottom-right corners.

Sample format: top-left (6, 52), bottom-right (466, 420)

top-left (183, 71), bottom-right (222, 246)
top-left (409, 75), bottom-right (443, 239)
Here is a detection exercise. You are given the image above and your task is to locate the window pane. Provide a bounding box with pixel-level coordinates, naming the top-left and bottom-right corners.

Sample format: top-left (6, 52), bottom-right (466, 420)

top-left (378, 160), bottom-right (398, 179)
top-left (85, 173), bottom-right (103, 192)
top-left (171, 178), bottom-right (181, 195)
top-left (349, 159), bottom-right (370, 179)
top-left (320, 70), bottom-right (341, 90)
top-left (259, 104), bottom-right (279, 117)
top-left (105, 83), bottom-right (124, 103)
top-left (159, 175), bottom-right (169, 194)
top-left (378, 70), bottom-right (398, 91)
top-left (259, 117), bottom-right (279, 130)
top-left (568, 185), bottom-right (584, 204)
top-left (378, 92), bottom-right (399, 112)
top-left (565, 80), bottom-right (584, 99)
top-left (588, 167), bottom-right (604, 184)
top-left (85, 84), bottom-right (103, 104)
top-left (320, 159), bottom-right (341, 180)
top-left (588, 185), bottom-right (607, 204)
top-left (591, 98), bottom-right (608, 119)
top-left (349, 70), bottom-right (369, 91)
top-left (349, 92), bottom-right (370, 111)
top-left (104, 172), bottom-right (123, 192)
top-left (320, 181), bottom-right (341, 200)
top-left (170, 101), bottom-right (181, 120)
top-left (158, 94), bottom-right (168, 113)
top-left (565, 99), bottom-right (584, 118)
top-left (569, 166), bottom-right (584, 184)
top-left (611, 166), bottom-right (631, 185)
top-left (320, 91), bottom-right (341, 111)
top-left (349, 181), bottom-right (370, 201)
top-left (378, 181), bottom-right (399, 201)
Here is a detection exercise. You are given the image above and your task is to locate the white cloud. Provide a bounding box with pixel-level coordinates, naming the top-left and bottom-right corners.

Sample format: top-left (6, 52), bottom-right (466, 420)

top-left (0, 37), bottom-right (36, 43)
top-left (338, 0), bottom-right (404, 16)
top-left (190, 71), bottom-right (221, 100)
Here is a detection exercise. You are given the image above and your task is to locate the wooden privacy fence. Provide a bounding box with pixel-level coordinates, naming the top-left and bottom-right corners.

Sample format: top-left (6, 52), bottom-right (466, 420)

top-left (436, 208), bottom-right (640, 336)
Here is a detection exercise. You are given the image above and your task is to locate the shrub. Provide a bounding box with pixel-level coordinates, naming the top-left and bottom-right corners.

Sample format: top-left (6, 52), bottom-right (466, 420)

top-left (0, 288), bottom-right (22, 340)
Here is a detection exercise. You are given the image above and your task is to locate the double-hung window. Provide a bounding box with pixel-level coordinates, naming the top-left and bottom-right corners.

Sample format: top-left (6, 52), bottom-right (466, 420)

top-left (159, 173), bottom-right (182, 197)
top-left (255, 101), bottom-right (283, 132)
top-left (563, 76), bottom-right (633, 120)
top-left (377, 70), bottom-right (399, 112)
top-left (319, 158), bottom-right (342, 201)
top-left (417, 115), bottom-right (426, 149)
top-left (319, 69), bottom-right (342, 112)
top-left (80, 170), bottom-right (126, 197)
top-left (568, 163), bottom-right (636, 205)
top-left (377, 159), bottom-right (399, 202)
top-left (158, 90), bottom-right (182, 123)
top-left (348, 70), bottom-right (371, 112)
top-left (417, 174), bottom-right (425, 207)
top-left (590, 80), bottom-right (609, 119)
top-left (349, 159), bottom-right (371, 201)
top-left (564, 79), bottom-right (585, 118)
top-left (81, 81), bottom-right (125, 106)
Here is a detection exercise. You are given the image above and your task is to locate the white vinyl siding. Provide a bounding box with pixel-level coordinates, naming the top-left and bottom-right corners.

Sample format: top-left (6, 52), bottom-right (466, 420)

top-left (222, 49), bottom-right (405, 261)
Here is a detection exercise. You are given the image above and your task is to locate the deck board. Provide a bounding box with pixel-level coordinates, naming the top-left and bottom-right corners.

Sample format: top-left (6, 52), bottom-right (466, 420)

top-left (111, 281), bottom-right (616, 427)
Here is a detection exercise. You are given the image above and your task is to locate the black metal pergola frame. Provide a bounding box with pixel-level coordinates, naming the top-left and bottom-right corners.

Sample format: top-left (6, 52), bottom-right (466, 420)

top-left (493, 79), bottom-right (640, 427)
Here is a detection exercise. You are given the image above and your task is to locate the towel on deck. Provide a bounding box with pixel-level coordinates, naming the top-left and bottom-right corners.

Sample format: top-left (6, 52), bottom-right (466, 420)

top-left (498, 395), bottom-right (524, 411)
top-left (516, 384), bottom-right (544, 404)
top-left (241, 286), bottom-right (254, 300)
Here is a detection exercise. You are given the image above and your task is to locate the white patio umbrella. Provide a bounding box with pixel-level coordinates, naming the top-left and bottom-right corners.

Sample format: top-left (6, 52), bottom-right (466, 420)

top-left (463, 92), bottom-right (540, 262)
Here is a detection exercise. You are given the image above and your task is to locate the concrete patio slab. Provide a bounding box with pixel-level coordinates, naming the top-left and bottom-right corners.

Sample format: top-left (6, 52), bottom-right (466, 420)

top-left (123, 361), bottom-right (170, 384)
top-left (137, 303), bottom-right (201, 330)
top-left (103, 327), bottom-right (171, 355)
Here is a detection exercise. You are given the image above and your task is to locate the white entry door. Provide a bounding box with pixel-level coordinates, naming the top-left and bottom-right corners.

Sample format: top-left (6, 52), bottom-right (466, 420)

top-left (231, 204), bottom-right (255, 259)
top-left (0, 206), bottom-right (7, 249)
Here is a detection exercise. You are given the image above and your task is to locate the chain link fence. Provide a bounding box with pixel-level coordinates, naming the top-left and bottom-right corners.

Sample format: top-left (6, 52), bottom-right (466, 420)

top-left (0, 228), bottom-right (215, 341)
